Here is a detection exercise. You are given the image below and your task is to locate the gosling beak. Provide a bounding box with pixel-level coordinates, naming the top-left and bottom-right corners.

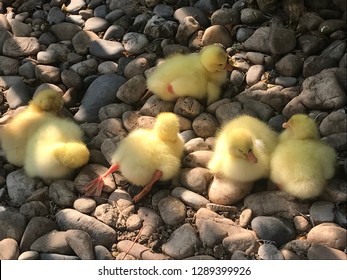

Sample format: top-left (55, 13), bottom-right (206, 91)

top-left (282, 122), bottom-right (289, 129)
top-left (246, 150), bottom-right (258, 164)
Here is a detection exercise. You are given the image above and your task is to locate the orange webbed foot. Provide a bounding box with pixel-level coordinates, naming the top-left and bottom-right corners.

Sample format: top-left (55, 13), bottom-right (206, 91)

top-left (82, 164), bottom-right (120, 197)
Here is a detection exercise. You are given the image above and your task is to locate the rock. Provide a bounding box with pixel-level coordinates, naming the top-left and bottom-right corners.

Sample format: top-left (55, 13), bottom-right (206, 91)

top-left (137, 207), bottom-right (163, 240)
top-left (0, 56), bottom-right (20, 75)
top-left (0, 238), bottom-right (19, 260)
top-left (275, 53), bottom-right (303, 77)
top-left (117, 240), bottom-right (169, 260)
top-left (89, 39), bottom-right (124, 60)
top-left (74, 164), bottom-right (116, 195)
top-left (202, 25), bottom-right (233, 47)
top-left (321, 179), bottom-right (347, 203)
top-left (310, 201), bottom-right (335, 225)
top-left (222, 231), bottom-right (259, 255)
top-left (116, 74), bottom-right (147, 105)
top-left (99, 103), bottom-right (133, 121)
top-left (215, 101), bottom-right (243, 125)
top-left (74, 74), bottom-right (126, 122)
top-left (39, 253), bottom-right (79, 260)
top-left (251, 216), bottom-right (296, 246)
top-left (48, 180), bottom-right (76, 207)
top-left (174, 97), bottom-right (204, 120)
top-left (19, 201), bottom-right (48, 221)
top-left (239, 208), bottom-right (253, 228)
top-left (51, 22), bottom-right (82, 41)
top-left (246, 65), bottom-right (265, 86)
top-left (184, 137), bottom-right (210, 154)
top-left (3, 37), bottom-right (40, 57)
top-left (20, 216), bottom-right (57, 252)
top-left (30, 231), bottom-right (74, 255)
top-left (92, 204), bottom-right (119, 228)
top-left (281, 249), bottom-right (301, 260)
top-left (183, 150), bottom-right (213, 168)
top-left (175, 16), bottom-right (200, 45)
top-left (258, 243), bottom-right (284, 260)
top-left (108, 189), bottom-right (135, 217)
top-left (293, 215), bottom-right (311, 232)
top-left (208, 176), bottom-right (253, 205)
top-left (18, 251), bottom-right (40, 260)
top-left (171, 187), bottom-right (210, 210)
top-left (174, 7), bottom-right (210, 28)
top-left (73, 197), bottom-right (97, 214)
top-left (158, 196), bottom-right (186, 226)
top-left (72, 30), bottom-right (99, 55)
top-left (140, 95), bottom-right (175, 117)
top-left (126, 214), bottom-right (142, 231)
top-left (299, 68), bottom-right (346, 110)
top-left (199, 220), bottom-right (228, 247)
top-left (6, 169), bottom-right (42, 206)
top-left (84, 17), bottom-right (109, 33)
top-left (180, 167), bottom-right (213, 194)
top-left (143, 15), bottom-right (177, 39)
top-left (56, 208), bottom-right (117, 249)
top-left (192, 113), bottom-right (219, 138)
top-left (122, 32), bottom-right (149, 55)
top-left (244, 191), bottom-right (310, 219)
top-left (307, 244), bottom-right (347, 260)
top-left (65, 229), bottom-right (95, 260)
top-left (95, 245), bottom-right (114, 260)
top-left (240, 8), bottom-right (267, 24)
top-left (162, 223), bottom-right (201, 259)
top-left (307, 223), bottom-right (346, 250)
top-left (0, 210), bottom-right (26, 243)
top-left (319, 110), bottom-right (347, 136)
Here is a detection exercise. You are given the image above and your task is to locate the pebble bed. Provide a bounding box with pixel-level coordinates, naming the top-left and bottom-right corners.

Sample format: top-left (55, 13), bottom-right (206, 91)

top-left (0, 0), bottom-right (346, 261)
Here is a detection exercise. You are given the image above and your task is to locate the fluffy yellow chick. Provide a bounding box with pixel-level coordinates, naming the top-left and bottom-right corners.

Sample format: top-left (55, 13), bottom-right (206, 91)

top-left (208, 115), bottom-right (278, 183)
top-left (147, 44), bottom-right (228, 105)
top-left (24, 117), bottom-right (90, 179)
top-left (270, 114), bottom-right (337, 199)
top-left (83, 112), bottom-right (184, 202)
top-left (0, 89), bottom-right (64, 166)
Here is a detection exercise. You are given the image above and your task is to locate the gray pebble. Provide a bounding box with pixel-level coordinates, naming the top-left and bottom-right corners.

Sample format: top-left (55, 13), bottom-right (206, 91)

top-left (65, 229), bottom-right (95, 260)
top-left (310, 201), bottom-right (335, 225)
top-left (162, 223), bottom-right (201, 259)
top-left (56, 208), bottom-right (117, 249)
top-left (92, 203), bottom-right (119, 228)
top-left (30, 230), bottom-right (74, 255)
top-left (0, 210), bottom-right (26, 242)
top-left (117, 240), bottom-right (168, 260)
top-left (180, 167), bottom-right (212, 194)
top-left (73, 197), bottom-right (97, 214)
top-left (171, 187), bottom-right (210, 210)
top-left (39, 253), bottom-right (79, 260)
top-left (158, 196), bottom-right (186, 226)
top-left (49, 180), bottom-right (76, 207)
top-left (95, 245), bottom-right (114, 260)
top-left (258, 243), bottom-right (284, 260)
top-left (307, 244), bottom-right (347, 260)
top-left (20, 216), bottom-right (57, 252)
top-left (116, 74), bottom-right (147, 105)
top-left (19, 201), bottom-right (48, 220)
top-left (89, 39), bottom-right (124, 60)
top-left (251, 216), bottom-right (296, 246)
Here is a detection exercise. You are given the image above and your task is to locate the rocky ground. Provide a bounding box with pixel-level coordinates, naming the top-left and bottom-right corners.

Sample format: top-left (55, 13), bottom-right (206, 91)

top-left (0, 0), bottom-right (346, 261)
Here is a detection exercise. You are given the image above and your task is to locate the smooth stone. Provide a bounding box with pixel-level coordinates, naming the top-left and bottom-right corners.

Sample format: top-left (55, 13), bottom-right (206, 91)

top-left (95, 245), bottom-right (114, 260)
top-left (319, 111), bottom-right (347, 137)
top-left (0, 55), bottom-right (20, 75)
top-left (99, 103), bottom-right (133, 121)
top-left (92, 204), bottom-right (119, 228)
top-left (199, 220), bottom-right (228, 247)
top-left (89, 39), bottom-right (124, 60)
top-left (73, 197), bottom-right (97, 214)
top-left (139, 95), bottom-right (175, 117)
top-left (246, 65), bottom-right (265, 86)
top-left (171, 187), bottom-right (210, 210)
top-left (56, 208), bottom-right (117, 249)
top-left (173, 97), bottom-right (204, 120)
top-left (20, 216), bottom-right (57, 252)
top-left (6, 80), bottom-right (31, 109)
top-left (116, 74), bottom-right (147, 105)
top-left (117, 240), bottom-right (168, 260)
top-left (39, 253), bottom-right (79, 260)
top-left (126, 214), bottom-right (142, 231)
top-left (307, 244), bottom-right (347, 260)
top-left (98, 61), bottom-right (118, 74)
top-left (49, 180), bottom-right (76, 207)
top-left (74, 74), bottom-right (126, 122)
top-left (310, 201), bottom-right (335, 225)
top-left (251, 216), bottom-right (296, 246)
top-left (158, 196), bottom-right (186, 226)
top-left (244, 191), bottom-right (310, 219)
top-left (3, 37), bottom-right (40, 57)
top-left (72, 30), bottom-right (99, 55)
top-left (180, 167), bottom-right (213, 194)
top-left (258, 243), bottom-right (284, 260)
top-left (192, 113), bottom-right (218, 138)
top-left (65, 229), bottom-right (95, 260)
top-left (19, 201), bottom-right (48, 220)
top-left (202, 25), bottom-right (233, 47)
top-left (307, 223), bottom-right (346, 250)
top-left (51, 22), bottom-right (82, 41)
top-left (222, 231), bottom-right (259, 255)
top-left (0, 238), bottom-right (19, 260)
top-left (293, 215), bottom-right (311, 232)
top-left (162, 223), bottom-right (201, 259)
top-left (18, 251), bottom-right (40, 260)
top-left (84, 17), bottom-right (109, 32)
top-left (30, 231), bottom-right (74, 255)
top-left (208, 176), bottom-right (253, 205)
top-left (239, 208), bottom-right (253, 228)
top-left (183, 150), bottom-right (213, 168)
top-left (137, 207), bottom-right (163, 240)
top-left (0, 210), bottom-right (28, 245)
top-left (122, 32), bottom-right (149, 55)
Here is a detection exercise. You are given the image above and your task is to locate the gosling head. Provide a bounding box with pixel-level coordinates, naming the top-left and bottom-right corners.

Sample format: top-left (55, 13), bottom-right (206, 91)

top-left (282, 114), bottom-right (320, 140)
top-left (228, 129), bottom-right (258, 164)
top-left (200, 44), bottom-right (228, 73)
